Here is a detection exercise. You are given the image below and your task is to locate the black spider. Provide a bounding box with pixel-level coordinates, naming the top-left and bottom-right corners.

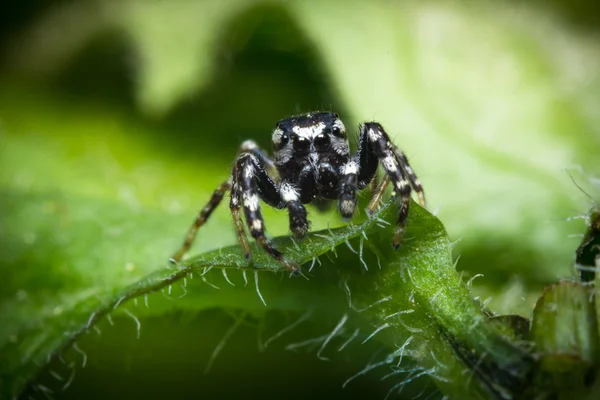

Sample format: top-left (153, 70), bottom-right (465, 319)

top-left (171, 112), bottom-right (426, 273)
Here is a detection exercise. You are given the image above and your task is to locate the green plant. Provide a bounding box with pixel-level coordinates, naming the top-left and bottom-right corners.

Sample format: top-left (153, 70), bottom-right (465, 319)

top-left (2, 0), bottom-right (600, 398)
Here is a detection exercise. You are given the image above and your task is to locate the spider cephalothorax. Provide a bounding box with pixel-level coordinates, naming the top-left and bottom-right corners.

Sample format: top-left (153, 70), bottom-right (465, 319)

top-left (171, 112), bottom-right (425, 273)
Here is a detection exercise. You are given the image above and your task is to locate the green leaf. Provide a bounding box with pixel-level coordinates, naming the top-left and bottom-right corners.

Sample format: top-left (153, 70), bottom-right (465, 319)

top-left (10, 0), bottom-right (599, 295)
top-left (0, 91), bottom-right (531, 398)
top-left (286, 0), bottom-right (600, 292)
top-left (4, 0), bottom-right (600, 398)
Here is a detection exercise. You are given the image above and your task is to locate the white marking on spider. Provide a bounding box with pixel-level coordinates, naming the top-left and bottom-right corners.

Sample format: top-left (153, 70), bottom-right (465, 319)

top-left (333, 118), bottom-right (345, 133)
top-left (271, 128), bottom-right (284, 146)
top-left (396, 180), bottom-right (409, 190)
top-left (382, 156), bottom-right (398, 172)
top-left (275, 146), bottom-right (293, 164)
top-left (367, 127), bottom-right (381, 141)
top-left (280, 182), bottom-right (299, 203)
top-left (240, 140), bottom-right (258, 152)
top-left (230, 192), bottom-right (239, 206)
top-left (292, 122), bottom-right (326, 139)
top-left (331, 137), bottom-right (349, 155)
top-left (243, 163), bottom-right (254, 179)
top-left (308, 153), bottom-right (319, 175)
top-left (341, 161), bottom-right (358, 175)
top-left (319, 161), bottom-right (332, 170)
top-left (251, 219), bottom-right (263, 231)
top-left (340, 199), bottom-right (356, 216)
top-left (243, 193), bottom-right (259, 211)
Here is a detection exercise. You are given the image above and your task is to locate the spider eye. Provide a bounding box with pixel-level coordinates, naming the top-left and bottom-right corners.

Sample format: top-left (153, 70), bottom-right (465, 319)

top-left (332, 120), bottom-right (346, 138)
top-left (331, 125), bottom-right (347, 139)
top-left (314, 134), bottom-right (330, 151)
top-left (292, 136), bottom-right (310, 154)
top-left (272, 128), bottom-right (288, 148)
top-left (279, 134), bottom-right (289, 147)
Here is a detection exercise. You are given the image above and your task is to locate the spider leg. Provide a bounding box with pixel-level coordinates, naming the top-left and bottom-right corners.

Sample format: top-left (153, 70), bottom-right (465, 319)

top-left (235, 153), bottom-right (298, 273)
top-left (368, 172), bottom-right (380, 194)
top-left (280, 181), bottom-right (309, 237)
top-left (392, 147), bottom-right (426, 207)
top-left (230, 170), bottom-right (252, 258)
top-left (240, 140), bottom-right (276, 172)
top-left (171, 140), bottom-right (274, 263)
top-left (357, 122), bottom-right (424, 249)
top-left (338, 159), bottom-right (360, 219)
top-left (171, 179), bottom-right (231, 262)
top-left (312, 198), bottom-right (333, 213)
top-left (367, 175), bottom-right (391, 214)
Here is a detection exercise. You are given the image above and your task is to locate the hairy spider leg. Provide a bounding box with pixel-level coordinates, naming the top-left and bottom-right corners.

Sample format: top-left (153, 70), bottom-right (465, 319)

top-left (172, 141), bottom-right (276, 262)
top-left (235, 153), bottom-right (298, 273)
top-left (252, 127), bottom-right (311, 235)
top-left (231, 141), bottom-right (279, 259)
top-left (171, 179), bottom-right (232, 262)
top-left (337, 121), bottom-right (384, 220)
top-left (338, 159), bottom-right (360, 219)
top-left (368, 172), bottom-right (381, 194)
top-left (240, 139), bottom-right (276, 172)
top-left (367, 175), bottom-right (391, 214)
top-left (229, 169), bottom-right (252, 258)
top-left (392, 147), bottom-right (426, 208)
top-left (280, 181), bottom-right (310, 237)
top-left (359, 122), bottom-right (418, 249)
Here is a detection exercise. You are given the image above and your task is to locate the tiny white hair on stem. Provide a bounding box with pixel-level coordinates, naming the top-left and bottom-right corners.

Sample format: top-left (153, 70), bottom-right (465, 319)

top-left (263, 310), bottom-right (313, 349)
top-left (254, 270), bottom-right (266, 306)
top-left (317, 313), bottom-right (348, 360)
top-left (124, 308), bottom-right (141, 339)
top-left (204, 313), bottom-right (246, 374)
top-left (361, 323), bottom-right (390, 344)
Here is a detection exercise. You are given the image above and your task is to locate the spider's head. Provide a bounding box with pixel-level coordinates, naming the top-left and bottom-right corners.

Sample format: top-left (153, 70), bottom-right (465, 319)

top-left (272, 112), bottom-right (349, 165)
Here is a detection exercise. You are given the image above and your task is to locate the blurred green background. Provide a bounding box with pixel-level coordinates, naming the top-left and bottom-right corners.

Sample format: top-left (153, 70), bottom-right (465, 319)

top-left (1, 0), bottom-right (599, 399)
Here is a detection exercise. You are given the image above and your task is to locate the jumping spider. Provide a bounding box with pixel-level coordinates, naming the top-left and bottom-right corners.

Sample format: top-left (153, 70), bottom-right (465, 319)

top-left (171, 112), bottom-right (425, 273)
